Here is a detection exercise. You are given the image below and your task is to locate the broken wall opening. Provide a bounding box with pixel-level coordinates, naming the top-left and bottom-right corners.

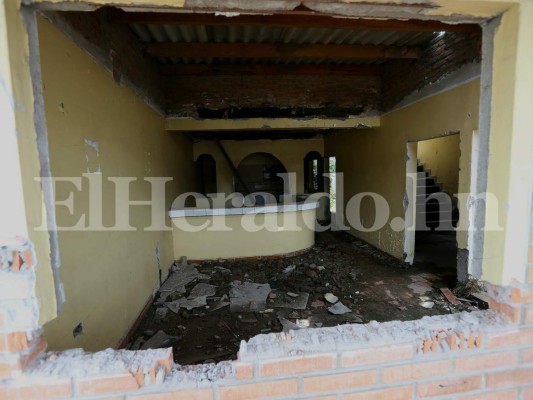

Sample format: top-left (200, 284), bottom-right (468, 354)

top-left (17, 0), bottom-right (512, 376)
top-left (4, 0), bottom-right (533, 398)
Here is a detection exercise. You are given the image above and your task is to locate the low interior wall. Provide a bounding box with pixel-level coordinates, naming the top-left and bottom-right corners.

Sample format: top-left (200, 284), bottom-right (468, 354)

top-left (171, 208), bottom-right (317, 260)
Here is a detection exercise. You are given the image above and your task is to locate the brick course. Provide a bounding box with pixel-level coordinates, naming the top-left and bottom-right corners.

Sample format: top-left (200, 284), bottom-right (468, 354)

top-left (165, 75), bottom-right (381, 118)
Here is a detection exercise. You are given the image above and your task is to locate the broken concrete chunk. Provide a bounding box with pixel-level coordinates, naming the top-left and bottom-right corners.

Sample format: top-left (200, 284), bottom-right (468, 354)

top-left (283, 265), bottom-right (296, 274)
top-left (324, 293), bottom-right (338, 304)
top-left (188, 283), bottom-right (217, 299)
top-left (279, 318), bottom-right (306, 332)
top-left (158, 266), bottom-right (210, 302)
top-left (270, 291), bottom-right (309, 310)
top-left (421, 301), bottom-right (435, 309)
top-left (166, 296), bottom-right (207, 314)
top-left (130, 337), bottom-right (144, 351)
top-left (141, 330), bottom-right (178, 350)
top-left (229, 282), bottom-right (271, 312)
top-left (154, 307), bottom-right (168, 322)
top-left (209, 301), bottom-right (230, 312)
top-left (311, 300), bottom-right (325, 308)
top-left (328, 302), bottom-right (352, 315)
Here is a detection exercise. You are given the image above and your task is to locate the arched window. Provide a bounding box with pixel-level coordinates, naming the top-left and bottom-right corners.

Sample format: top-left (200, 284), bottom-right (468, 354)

top-left (235, 152), bottom-right (287, 200)
top-left (304, 151), bottom-right (323, 193)
top-left (195, 154), bottom-right (217, 195)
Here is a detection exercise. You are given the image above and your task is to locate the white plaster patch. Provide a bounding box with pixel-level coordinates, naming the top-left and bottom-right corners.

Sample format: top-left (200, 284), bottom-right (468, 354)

top-left (84, 138), bottom-right (101, 174)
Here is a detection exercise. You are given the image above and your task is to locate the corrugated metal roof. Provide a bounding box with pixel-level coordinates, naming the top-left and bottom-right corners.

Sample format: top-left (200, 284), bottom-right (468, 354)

top-left (129, 23), bottom-right (435, 65)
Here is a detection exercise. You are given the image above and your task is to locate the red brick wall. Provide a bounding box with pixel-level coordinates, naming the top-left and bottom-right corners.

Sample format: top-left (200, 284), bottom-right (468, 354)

top-left (1, 237), bottom-right (532, 400)
top-left (381, 30), bottom-right (482, 110)
top-left (165, 75), bottom-right (381, 118)
top-left (0, 241), bottom-right (46, 382)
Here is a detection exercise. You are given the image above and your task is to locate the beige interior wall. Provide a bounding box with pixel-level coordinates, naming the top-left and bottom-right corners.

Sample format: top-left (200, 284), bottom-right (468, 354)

top-left (194, 139), bottom-right (324, 195)
top-left (325, 80), bottom-right (480, 258)
top-left (417, 134), bottom-right (460, 195)
top-left (38, 17), bottom-right (194, 351)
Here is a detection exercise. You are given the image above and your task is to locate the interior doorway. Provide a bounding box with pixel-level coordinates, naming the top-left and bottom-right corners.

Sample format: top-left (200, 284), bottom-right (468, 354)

top-left (404, 134), bottom-right (460, 284)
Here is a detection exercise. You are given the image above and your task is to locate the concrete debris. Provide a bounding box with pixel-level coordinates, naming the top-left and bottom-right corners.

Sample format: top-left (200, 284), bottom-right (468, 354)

top-left (421, 301), bottom-right (435, 309)
top-left (188, 283), bottom-right (217, 299)
top-left (130, 337), bottom-right (144, 350)
top-left (154, 307), bottom-right (168, 322)
top-left (408, 274), bottom-right (440, 295)
top-left (208, 301), bottom-right (230, 312)
top-left (279, 318), bottom-right (307, 332)
top-left (328, 301), bottom-right (352, 315)
top-left (324, 293), bottom-right (338, 303)
top-left (229, 281), bottom-right (271, 312)
top-left (311, 300), bottom-right (325, 308)
top-left (349, 271), bottom-right (360, 280)
top-left (127, 232), bottom-right (477, 365)
top-left (270, 291), bottom-right (309, 310)
top-left (166, 296), bottom-right (207, 313)
top-left (409, 281), bottom-right (432, 295)
top-left (214, 266), bottom-right (231, 274)
top-left (141, 330), bottom-right (179, 350)
top-left (283, 265), bottom-right (296, 274)
top-left (159, 266), bottom-right (209, 302)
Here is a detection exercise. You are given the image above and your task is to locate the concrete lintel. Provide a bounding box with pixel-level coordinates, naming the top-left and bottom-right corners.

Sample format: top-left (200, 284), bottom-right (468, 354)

top-left (165, 117), bottom-right (380, 131)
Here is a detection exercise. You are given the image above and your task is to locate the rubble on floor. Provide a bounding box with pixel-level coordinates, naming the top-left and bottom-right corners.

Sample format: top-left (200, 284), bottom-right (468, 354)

top-left (128, 231), bottom-right (476, 365)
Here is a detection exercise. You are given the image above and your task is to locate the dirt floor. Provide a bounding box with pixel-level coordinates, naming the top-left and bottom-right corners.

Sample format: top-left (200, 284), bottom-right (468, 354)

top-left (127, 231), bottom-right (476, 365)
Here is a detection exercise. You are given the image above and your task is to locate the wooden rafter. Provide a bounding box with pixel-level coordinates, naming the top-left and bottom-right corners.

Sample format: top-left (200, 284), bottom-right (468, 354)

top-left (160, 63), bottom-right (383, 76)
top-left (145, 42), bottom-right (420, 60)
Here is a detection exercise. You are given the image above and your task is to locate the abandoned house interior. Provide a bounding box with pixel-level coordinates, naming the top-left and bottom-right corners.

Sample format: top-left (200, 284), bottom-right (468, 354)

top-left (1, 0), bottom-right (532, 399)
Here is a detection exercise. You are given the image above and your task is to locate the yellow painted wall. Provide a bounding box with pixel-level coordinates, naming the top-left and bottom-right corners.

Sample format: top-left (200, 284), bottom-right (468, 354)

top-left (193, 139), bottom-right (324, 195)
top-left (326, 80), bottom-right (480, 258)
top-left (38, 17), bottom-right (194, 351)
top-left (3, 1), bottom-right (57, 323)
top-left (483, 3), bottom-right (533, 284)
top-left (417, 135), bottom-right (460, 195)
top-left (172, 209), bottom-right (316, 260)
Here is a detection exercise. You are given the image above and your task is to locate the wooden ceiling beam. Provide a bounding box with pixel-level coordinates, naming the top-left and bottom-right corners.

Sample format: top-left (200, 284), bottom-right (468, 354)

top-left (160, 63), bottom-right (383, 76)
top-left (108, 9), bottom-right (478, 33)
top-left (145, 42), bottom-right (420, 60)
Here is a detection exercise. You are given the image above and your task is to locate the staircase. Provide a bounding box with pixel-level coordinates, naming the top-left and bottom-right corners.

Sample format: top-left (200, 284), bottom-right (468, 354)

top-left (416, 162), bottom-right (459, 231)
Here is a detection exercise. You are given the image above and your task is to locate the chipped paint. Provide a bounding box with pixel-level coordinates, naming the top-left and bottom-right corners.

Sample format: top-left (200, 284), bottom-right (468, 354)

top-left (84, 138), bottom-right (101, 174)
